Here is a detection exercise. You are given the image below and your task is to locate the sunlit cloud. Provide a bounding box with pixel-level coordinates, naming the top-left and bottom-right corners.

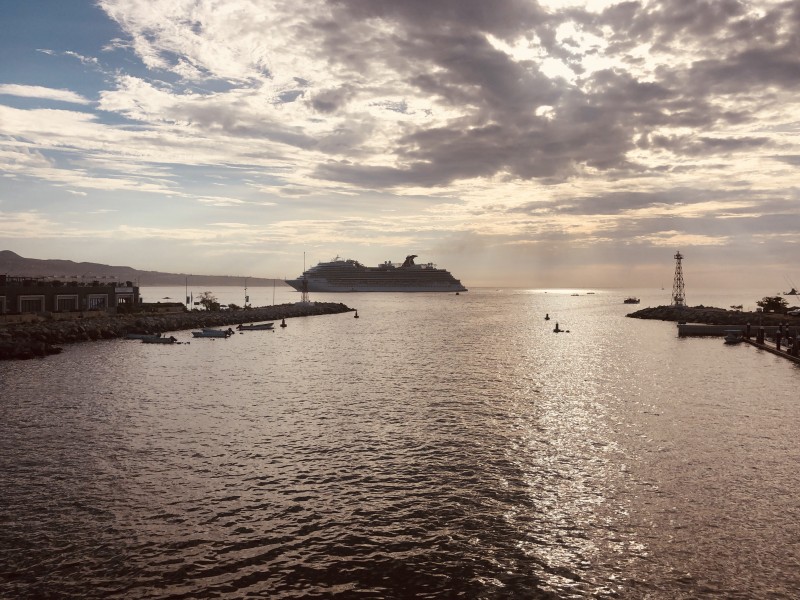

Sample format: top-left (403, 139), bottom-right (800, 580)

top-left (639, 231), bottom-right (730, 247)
top-left (0, 84), bottom-right (91, 105)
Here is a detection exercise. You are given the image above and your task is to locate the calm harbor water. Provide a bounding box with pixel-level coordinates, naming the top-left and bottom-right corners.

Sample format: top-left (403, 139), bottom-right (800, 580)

top-left (2, 288), bottom-right (799, 599)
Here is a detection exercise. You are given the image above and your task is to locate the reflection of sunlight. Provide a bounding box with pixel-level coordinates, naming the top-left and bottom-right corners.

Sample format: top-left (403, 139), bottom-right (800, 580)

top-left (491, 292), bottom-right (636, 595)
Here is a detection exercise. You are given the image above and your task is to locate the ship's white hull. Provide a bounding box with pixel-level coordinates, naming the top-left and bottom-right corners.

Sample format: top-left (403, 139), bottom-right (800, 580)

top-left (285, 278), bottom-right (466, 293)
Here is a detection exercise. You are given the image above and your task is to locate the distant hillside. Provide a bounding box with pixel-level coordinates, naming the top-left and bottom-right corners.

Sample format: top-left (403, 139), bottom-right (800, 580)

top-left (0, 250), bottom-right (284, 287)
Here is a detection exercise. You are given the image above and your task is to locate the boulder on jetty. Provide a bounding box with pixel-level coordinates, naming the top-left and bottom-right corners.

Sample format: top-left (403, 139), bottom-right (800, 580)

top-left (628, 304), bottom-right (798, 326)
top-left (0, 301), bottom-right (353, 361)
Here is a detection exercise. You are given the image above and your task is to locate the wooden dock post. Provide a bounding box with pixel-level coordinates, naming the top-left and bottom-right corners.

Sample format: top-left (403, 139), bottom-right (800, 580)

top-left (745, 322), bottom-right (751, 339)
top-left (757, 327), bottom-right (765, 344)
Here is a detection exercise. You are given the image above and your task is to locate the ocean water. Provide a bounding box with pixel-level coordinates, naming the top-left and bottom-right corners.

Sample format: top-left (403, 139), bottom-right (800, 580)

top-left (1, 288), bottom-right (799, 599)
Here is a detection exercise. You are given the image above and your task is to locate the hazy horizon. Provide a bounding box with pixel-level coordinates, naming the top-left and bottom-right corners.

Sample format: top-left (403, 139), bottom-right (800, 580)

top-left (4, 247), bottom-right (799, 294)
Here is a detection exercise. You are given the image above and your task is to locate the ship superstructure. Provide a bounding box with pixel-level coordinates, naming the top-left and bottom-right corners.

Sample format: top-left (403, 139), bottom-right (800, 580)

top-left (285, 255), bottom-right (467, 293)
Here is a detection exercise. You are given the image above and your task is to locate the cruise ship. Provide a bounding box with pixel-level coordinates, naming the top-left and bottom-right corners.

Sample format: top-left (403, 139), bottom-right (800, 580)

top-left (285, 255), bottom-right (467, 293)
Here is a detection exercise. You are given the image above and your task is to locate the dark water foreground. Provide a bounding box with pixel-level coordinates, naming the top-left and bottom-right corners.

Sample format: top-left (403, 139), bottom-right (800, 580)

top-left (0, 302), bottom-right (352, 360)
top-left (2, 290), bottom-right (799, 599)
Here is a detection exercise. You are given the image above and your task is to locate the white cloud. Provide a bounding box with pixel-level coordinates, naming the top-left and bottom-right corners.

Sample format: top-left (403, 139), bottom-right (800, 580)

top-left (0, 84), bottom-right (91, 105)
top-left (639, 231), bottom-right (730, 247)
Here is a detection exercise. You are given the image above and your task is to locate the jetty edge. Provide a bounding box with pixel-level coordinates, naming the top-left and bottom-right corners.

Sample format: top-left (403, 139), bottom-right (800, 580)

top-left (626, 304), bottom-right (800, 327)
top-left (0, 301), bottom-right (354, 361)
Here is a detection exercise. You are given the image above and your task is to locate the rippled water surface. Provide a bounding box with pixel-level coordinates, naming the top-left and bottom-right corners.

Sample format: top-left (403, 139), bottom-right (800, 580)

top-left (2, 288), bottom-right (799, 599)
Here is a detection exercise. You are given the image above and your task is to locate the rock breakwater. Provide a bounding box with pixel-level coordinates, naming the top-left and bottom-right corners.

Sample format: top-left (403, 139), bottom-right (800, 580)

top-left (628, 304), bottom-right (799, 326)
top-left (0, 302), bottom-right (353, 360)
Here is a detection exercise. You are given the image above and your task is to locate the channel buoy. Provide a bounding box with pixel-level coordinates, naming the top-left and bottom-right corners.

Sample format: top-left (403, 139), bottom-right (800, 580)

top-left (280, 318), bottom-right (287, 328)
top-left (545, 313), bottom-right (550, 320)
top-left (354, 310), bottom-right (359, 318)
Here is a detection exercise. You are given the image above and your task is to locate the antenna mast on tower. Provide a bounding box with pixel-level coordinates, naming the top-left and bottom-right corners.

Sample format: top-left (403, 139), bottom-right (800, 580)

top-left (672, 251), bottom-right (685, 307)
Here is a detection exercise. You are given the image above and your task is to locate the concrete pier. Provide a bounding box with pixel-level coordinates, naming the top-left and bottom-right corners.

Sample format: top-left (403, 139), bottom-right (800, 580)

top-left (675, 322), bottom-right (800, 365)
top-left (676, 324), bottom-right (788, 337)
top-left (743, 337), bottom-right (800, 365)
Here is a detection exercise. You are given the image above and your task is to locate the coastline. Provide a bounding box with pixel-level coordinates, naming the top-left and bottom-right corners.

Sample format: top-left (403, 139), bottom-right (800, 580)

top-left (0, 302), bottom-right (354, 360)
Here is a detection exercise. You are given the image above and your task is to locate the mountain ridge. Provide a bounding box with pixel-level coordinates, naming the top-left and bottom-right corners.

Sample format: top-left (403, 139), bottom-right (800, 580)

top-left (0, 250), bottom-right (283, 287)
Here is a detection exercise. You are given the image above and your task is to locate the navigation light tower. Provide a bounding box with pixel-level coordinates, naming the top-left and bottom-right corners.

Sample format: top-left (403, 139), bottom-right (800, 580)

top-left (672, 251), bottom-right (685, 307)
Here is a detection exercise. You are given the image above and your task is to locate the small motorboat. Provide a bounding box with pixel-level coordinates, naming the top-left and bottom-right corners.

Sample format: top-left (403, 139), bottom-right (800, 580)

top-left (724, 330), bottom-right (744, 344)
top-left (142, 335), bottom-right (178, 344)
top-left (193, 328), bottom-right (233, 338)
top-left (623, 297), bottom-right (640, 304)
top-left (237, 322), bottom-right (274, 331)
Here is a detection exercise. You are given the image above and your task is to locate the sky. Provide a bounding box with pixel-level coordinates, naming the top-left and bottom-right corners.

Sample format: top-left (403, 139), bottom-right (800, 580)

top-left (1, 0), bottom-right (799, 289)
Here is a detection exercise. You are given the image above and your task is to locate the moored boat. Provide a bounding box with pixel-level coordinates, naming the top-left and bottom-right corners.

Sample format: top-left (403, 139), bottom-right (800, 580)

top-left (624, 297), bottom-right (640, 304)
top-left (724, 330), bottom-right (744, 344)
top-left (193, 328), bottom-right (234, 338)
top-left (237, 322), bottom-right (274, 330)
top-left (142, 335), bottom-right (178, 344)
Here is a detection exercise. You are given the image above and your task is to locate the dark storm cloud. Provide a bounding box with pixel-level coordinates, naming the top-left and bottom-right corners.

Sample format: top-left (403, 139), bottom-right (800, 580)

top-left (311, 85), bottom-right (357, 114)
top-left (513, 187), bottom-right (761, 217)
top-left (645, 134), bottom-right (771, 156)
top-left (315, 104), bottom-right (635, 187)
top-left (596, 0), bottom-right (800, 93)
top-left (594, 0), bottom-right (749, 52)
top-left (178, 103), bottom-right (319, 149)
top-left (328, 0), bottom-right (552, 41)
top-left (303, 0), bottom-right (800, 189)
top-left (772, 155), bottom-right (800, 166)
top-left (310, 0), bottom-right (619, 187)
top-left (313, 32), bottom-right (639, 186)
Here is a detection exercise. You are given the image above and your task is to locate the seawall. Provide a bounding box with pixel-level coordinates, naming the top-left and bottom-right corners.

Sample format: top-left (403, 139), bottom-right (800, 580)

top-left (0, 302), bottom-right (353, 360)
top-left (627, 305), bottom-right (799, 327)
